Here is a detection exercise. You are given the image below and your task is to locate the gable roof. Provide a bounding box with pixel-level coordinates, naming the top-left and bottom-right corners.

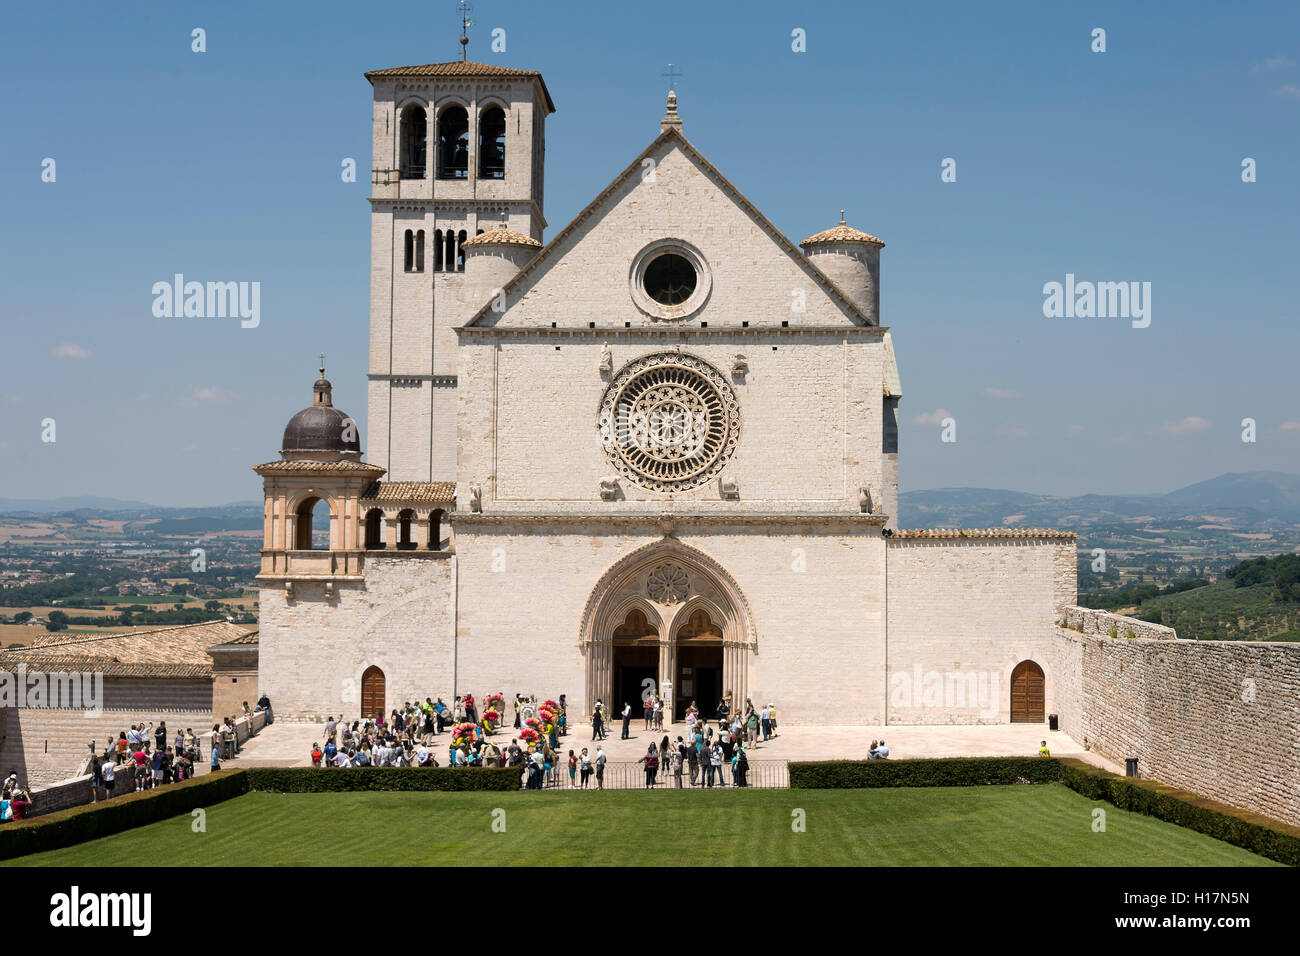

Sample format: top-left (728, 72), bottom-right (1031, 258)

top-left (0, 620), bottom-right (256, 680)
top-left (463, 127), bottom-right (877, 329)
top-left (364, 60), bottom-right (556, 113)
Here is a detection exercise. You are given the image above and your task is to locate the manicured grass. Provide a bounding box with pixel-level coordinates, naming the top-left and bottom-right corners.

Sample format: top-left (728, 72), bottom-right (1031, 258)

top-left (9, 784), bottom-right (1277, 866)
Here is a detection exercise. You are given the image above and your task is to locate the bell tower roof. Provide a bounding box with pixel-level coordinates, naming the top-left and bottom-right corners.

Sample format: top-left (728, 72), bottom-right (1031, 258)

top-left (363, 60), bottom-right (556, 113)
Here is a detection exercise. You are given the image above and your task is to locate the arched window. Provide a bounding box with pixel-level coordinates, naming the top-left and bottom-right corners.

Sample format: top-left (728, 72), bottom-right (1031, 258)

top-left (427, 508), bottom-right (444, 550)
top-left (437, 106), bottom-right (469, 179)
top-left (456, 229), bottom-right (467, 271)
top-left (397, 509), bottom-right (416, 550)
top-left (434, 229), bottom-right (444, 272)
top-left (364, 508), bottom-right (385, 550)
top-left (400, 105), bottom-right (427, 179)
top-left (294, 497), bottom-right (328, 550)
top-left (444, 230), bottom-right (456, 272)
top-left (403, 229), bottom-right (414, 272)
top-left (415, 230), bottom-right (425, 272)
top-left (478, 106), bottom-right (506, 179)
top-left (677, 609), bottom-right (723, 640)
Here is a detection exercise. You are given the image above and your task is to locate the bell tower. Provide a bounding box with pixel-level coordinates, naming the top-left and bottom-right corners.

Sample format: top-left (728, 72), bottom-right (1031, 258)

top-left (363, 41), bottom-right (555, 482)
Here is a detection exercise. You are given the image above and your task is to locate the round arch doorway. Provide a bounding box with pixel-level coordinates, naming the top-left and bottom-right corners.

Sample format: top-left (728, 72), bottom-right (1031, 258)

top-left (361, 665), bottom-right (386, 721)
top-left (1009, 660), bottom-right (1045, 723)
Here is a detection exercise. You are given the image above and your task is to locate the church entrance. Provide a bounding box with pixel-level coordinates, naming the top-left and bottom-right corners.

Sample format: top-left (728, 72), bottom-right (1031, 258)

top-left (1010, 660), bottom-right (1045, 723)
top-left (612, 644), bottom-right (659, 716)
top-left (676, 644), bottom-right (722, 721)
top-left (361, 665), bottom-right (385, 720)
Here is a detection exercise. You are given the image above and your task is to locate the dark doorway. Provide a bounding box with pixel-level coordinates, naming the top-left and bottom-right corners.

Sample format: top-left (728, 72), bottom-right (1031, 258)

top-left (1010, 660), bottom-right (1045, 722)
top-left (612, 644), bottom-right (658, 722)
top-left (676, 644), bottom-right (722, 720)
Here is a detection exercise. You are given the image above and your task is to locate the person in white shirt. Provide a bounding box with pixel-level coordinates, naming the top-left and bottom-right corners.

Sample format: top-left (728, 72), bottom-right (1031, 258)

top-left (595, 746), bottom-right (607, 790)
top-left (333, 750), bottom-right (351, 767)
top-left (415, 745), bottom-right (429, 766)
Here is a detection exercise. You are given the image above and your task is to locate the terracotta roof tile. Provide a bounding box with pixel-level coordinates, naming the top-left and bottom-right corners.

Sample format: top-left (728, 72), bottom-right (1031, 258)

top-left (363, 60), bottom-right (556, 113)
top-left (0, 620), bottom-right (256, 680)
top-left (253, 459), bottom-right (385, 474)
top-left (360, 481), bottom-right (456, 504)
top-left (891, 528), bottom-right (1076, 541)
top-left (462, 225), bottom-right (542, 249)
top-left (800, 221), bottom-right (885, 248)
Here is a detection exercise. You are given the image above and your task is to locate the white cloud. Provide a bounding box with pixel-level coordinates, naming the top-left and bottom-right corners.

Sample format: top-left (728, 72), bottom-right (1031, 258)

top-left (183, 386), bottom-right (234, 406)
top-left (1161, 416), bottom-right (1212, 436)
top-left (1279, 421), bottom-right (1300, 432)
top-left (981, 387), bottom-right (1022, 399)
top-left (1066, 423), bottom-right (1084, 437)
top-left (50, 342), bottom-right (90, 360)
top-left (1274, 84), bottom-right (1300, 99)
top-left (914, 408), bottom-right (952, 426)
top-left (1253, 55), bottom-right (1295, 73)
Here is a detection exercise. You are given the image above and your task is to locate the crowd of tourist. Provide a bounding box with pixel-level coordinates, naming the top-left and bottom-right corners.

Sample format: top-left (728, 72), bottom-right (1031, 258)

top-left (310, 693), bottom-right (571, 772)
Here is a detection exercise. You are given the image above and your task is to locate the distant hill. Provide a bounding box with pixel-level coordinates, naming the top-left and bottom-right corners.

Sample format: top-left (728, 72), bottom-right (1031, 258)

top-left (0, 496), bottom-right (157, 513)
top-left (900, 472), bottom-right (1300, 528)
top-left (1102, 580), bottom-right (1300, 643)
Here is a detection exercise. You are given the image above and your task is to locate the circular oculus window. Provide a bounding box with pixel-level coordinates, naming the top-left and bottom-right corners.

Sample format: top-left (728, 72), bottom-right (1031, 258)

top-left (630, 241), bottom-right (711, 320)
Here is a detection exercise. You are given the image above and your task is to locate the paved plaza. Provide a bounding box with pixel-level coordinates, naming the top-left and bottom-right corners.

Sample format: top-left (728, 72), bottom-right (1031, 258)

top-left (231, 718), bottom-right (1121, 774)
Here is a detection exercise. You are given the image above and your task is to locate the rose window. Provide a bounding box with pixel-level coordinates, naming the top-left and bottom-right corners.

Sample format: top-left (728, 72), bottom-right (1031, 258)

top-left (647, 564), bottom-right (689, 604)
top-left (598, 353), bottom-right (740, 491)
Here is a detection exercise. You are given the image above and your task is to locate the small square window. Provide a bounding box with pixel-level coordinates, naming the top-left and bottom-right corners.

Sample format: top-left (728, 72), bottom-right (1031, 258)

top-left (781, 320), bottom-right (789, 327)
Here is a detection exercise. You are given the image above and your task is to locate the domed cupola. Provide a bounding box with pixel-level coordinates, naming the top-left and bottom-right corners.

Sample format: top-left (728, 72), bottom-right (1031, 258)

top-left (800, 213), bottom-right (884, 324)
top-left (280, 365), bottom-right (362, 460)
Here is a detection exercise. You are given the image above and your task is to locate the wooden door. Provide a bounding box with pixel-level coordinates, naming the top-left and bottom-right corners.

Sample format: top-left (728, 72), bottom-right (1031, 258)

top-left (361, 666), bottom-right (385, 720)
top-left (1010, 660), bottom-right (1045, 722)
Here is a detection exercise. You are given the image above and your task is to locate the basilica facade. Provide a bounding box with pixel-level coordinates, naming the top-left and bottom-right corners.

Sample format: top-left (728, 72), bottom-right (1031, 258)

top-left (254, 59), bottom-right (1076, 725)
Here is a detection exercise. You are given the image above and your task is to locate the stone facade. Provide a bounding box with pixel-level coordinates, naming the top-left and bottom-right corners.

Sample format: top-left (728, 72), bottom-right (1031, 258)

top-left (255, 61), bottom-right (1087, 729)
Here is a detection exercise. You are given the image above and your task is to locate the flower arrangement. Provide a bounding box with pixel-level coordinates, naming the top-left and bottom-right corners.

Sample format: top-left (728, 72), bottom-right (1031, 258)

top-left (483, 708), bottom-right (501, 730)
top-left (486, 693), bottom-right (505, 711)
top-left (452, 722), bottom-right (478, 746)
top-left (519, 728), bottom-right (540, 748)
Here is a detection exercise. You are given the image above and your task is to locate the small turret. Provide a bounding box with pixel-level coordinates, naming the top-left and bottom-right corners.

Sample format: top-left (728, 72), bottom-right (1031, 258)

top-left (800, 213), bottom-right (884, 324)
top-left (461, 224), bottom-right (543, 305)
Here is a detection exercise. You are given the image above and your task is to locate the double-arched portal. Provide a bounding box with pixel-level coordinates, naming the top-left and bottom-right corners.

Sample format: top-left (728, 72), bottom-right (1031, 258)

top-left (580, 541), bottom-right (757, 722)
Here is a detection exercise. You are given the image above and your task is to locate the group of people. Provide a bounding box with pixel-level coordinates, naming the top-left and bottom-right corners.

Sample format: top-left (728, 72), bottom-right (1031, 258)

top-left (1, 771), bottom-right (32, 822)
top-left (590, 692), bottom-right (780, 748)
top-left (311, 693), bottom-right (570, 770)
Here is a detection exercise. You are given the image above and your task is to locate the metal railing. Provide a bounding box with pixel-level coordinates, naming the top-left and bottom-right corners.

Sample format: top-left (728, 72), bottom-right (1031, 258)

top-left (518, 759), bottom-right (788, 791)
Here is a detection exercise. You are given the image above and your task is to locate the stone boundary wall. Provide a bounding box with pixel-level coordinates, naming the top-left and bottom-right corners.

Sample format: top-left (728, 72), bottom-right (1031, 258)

top-left (19, 710), bottom-right (266, 819)
top-left (1059, 605), bottom-right (1177, 641)
top-left (1052, 628), bottom-right (1300, 826)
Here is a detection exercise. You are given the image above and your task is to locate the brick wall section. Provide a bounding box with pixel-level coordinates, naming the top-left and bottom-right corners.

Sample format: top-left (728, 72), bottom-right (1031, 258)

top-left (1060, 605), bottom-right (1177, 641)
top-left (1053, 627), bottom-right (1300, 826)
top-left (885, 537), bottom-right (1076, 723)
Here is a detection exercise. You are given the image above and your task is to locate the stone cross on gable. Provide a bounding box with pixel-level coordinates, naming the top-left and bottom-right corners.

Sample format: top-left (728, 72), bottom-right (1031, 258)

top-left (662, 63), bottom-right (682, 91)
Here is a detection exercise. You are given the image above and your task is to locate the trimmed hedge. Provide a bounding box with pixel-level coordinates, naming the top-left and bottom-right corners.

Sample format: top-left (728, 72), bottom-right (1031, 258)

top-left (245, 766), bottom-right (521, 793)
top-left (789, 756), bottom-right (1062, 789)
top-left (0, 770), bottom-right (251, 861)
top-left (1057, 759), bottom-right (1300, 867)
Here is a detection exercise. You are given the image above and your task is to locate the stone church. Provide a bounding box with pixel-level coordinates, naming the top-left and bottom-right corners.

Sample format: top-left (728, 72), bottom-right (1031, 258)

top-left (255, 58), bottom-right (1077, 725)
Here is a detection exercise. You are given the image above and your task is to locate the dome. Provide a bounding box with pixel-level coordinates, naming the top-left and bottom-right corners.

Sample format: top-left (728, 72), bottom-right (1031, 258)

top-left (280, 369), bottom-right (362, 458)
top-left (461, 224), bottom-right (542, 249)
top-left (800, 216), bottom-right (885, 249)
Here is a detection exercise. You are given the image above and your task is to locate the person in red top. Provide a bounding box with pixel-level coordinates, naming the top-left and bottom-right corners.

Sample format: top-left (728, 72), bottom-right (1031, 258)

top-left (310, 744), bottom-right (323, 767)
top-left (132, 748), bottom-right (149, 791)
top-left (10, 789), bottom-right (31, 820)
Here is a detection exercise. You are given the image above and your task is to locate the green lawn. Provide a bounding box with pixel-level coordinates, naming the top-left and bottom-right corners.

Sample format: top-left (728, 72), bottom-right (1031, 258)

top-left (10, 784), bottom-right (1277, 866)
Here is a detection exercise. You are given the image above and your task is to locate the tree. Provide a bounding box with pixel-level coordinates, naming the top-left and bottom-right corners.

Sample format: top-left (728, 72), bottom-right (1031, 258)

top-left (45, 610), bottom-right (69, 632)
top-left (14, 611), bottom-right (32, 624)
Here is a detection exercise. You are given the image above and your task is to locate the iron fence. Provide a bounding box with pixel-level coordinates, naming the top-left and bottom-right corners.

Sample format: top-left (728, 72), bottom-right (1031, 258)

top-left (518, 758), bottom-right (788, 791)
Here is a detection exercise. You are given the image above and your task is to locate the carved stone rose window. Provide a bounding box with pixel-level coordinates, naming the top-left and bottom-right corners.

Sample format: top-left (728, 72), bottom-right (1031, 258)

top-left (647, 564), bottom-right (689, 604)
top-left (598, 352), bottom-right (741, 492)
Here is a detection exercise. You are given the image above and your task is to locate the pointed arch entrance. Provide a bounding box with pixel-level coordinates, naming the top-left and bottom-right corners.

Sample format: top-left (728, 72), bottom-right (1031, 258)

top-left (580, 541), bottom-right (757, 720)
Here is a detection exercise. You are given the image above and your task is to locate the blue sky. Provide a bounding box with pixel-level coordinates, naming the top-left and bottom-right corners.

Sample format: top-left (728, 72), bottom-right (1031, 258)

top-left (2, 0), bottom-right (1297, 506)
